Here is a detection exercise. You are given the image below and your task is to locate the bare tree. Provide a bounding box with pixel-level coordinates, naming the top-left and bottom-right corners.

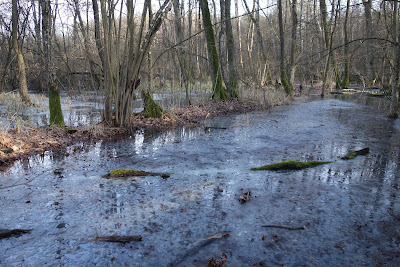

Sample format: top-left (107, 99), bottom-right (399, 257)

top-left (199, 0), bottom-right (228, 99)
top-left (40, 0), bottom-right (64, 125)
top-left (99, 0), bottom-right (175, 125)
top-left (173, 0), bottom-right (191, 105)
top-left (12, 0), bottom-right (31, 103)
top-left (278, 0), bottom-right (293, 95)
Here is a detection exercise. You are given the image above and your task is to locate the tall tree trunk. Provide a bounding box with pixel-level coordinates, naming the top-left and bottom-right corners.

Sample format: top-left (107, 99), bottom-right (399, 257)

top-left (278, 0), bottom-right (293, 95)
top-left (343, 0), bottom-right (351, 89)
top-left (223, 0), bottom-right (238, 97)
top-left (199, 0), bottom-right (227, 100)
top-left (320, 0), bottom-right (331, 96)
top-left (41, 0), bottom-right (64, 126)
top-left (73, 0), bottom-right (100, 88)
top-left (92, 0), bottom-right (104, 72)
top-left (389, 0), bottom-right (399, 118)
top-left (289, 0), bottom-right (298, 85)
top-left (12, 0), bottom-right (31, 104)
top-left (173, 0), bottom-right (191, 105)
top-left (363, 0), bottom-right (374, 84)
top-left (234, 0), bottom-right (243, 66)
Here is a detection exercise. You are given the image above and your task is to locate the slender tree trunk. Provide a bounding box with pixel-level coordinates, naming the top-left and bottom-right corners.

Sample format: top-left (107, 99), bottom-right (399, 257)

top-left (289, 0), bottom-right (298, 85)
top-left (242, 0), bottom-right (272, 85)
top-left (278, 0), bottom-right (292, 95)
top-left (320, 0), bottom-right (331, 96)
top-left (343, 0), bottom-right (351, 89)
top-left (234, 0), bottom-right (243, 66)
top-left (0, 41), bottom-right (13, 93)
top-left (73, 0), bottom-right (100, 87)
top-left (224, 0), bottom-right (238, 97)
top-left (363, 0), bottom-right (374, 84)
top-left (92, 0), bottom-right (104, 71)
top-left (41, 0), bottom-right (64, 126)
top-left (389, 0), bottom-right (399, 118)
top-left (199, 0), bottom-right (227, 100)
top-left (12, 0), bottom-right (31, 104)
top-left (173, 0), bottom-right (191, 105)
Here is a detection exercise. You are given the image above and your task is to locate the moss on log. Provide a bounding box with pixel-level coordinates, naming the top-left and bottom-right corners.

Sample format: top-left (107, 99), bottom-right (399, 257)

top-left (341, 147), bottom-right (369, 160)
top-left (107, 168), bottom-right (170, 178)
top-left (251, 160), bottom-right (332, 171)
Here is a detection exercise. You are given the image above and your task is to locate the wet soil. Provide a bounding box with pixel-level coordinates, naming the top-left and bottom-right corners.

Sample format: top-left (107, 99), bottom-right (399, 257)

top-left (0, 97), bottom-right (399, 266)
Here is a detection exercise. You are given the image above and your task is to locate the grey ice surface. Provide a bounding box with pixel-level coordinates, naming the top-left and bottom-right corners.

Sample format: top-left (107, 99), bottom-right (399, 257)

top-left (0, 97), bottom-right (399, 266)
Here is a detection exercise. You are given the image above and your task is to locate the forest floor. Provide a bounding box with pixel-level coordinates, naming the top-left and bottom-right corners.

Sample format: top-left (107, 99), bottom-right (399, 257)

top-left (0, 99), bottom-right (272, 166)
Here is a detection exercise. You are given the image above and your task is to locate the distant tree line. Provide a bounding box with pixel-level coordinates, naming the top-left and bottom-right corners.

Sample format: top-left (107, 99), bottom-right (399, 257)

top-left (0, 0), bottom-right (398, 124)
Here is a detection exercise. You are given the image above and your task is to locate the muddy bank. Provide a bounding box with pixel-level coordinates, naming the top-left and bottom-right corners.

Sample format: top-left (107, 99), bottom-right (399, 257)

top-left (0, 98), bottom-right (399, 266)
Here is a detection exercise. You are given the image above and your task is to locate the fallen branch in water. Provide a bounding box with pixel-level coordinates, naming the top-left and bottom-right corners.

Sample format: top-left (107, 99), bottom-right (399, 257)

top-left (262, 223), bottom-right (310, 230)
top-left (91, 235), bottom-right (142, 243)
top-left (169, 232), bottom-right (230, 267)
top-left (0, 170), bottom-right (49, 189)
top-left (0, 229), bottom-right (32, 239)
top-left (104, 169), bottom-right (170, 179)
top-left (341, 147), bottom-right (369, 160)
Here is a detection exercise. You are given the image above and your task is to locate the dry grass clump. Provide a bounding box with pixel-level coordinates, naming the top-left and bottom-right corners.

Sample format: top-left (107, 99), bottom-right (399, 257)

top-left (84, 123), bottom-right (105, 138)
top-left (238, 85), bottom-right (292, 108)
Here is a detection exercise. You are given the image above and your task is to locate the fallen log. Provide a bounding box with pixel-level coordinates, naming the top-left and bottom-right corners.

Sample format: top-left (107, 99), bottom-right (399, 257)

top-left (0, 229), bottom-right (32, 239)
top-left (341, 147), bottom-right (369, 160)
top-left (104, 169), bottom-right (170, 179)
top-left (251, 160), bottom-right (331, 171)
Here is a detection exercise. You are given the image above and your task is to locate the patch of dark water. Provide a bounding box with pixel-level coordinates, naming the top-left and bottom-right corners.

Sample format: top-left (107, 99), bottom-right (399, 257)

top-left (0, 98), bottom-right (399, 266)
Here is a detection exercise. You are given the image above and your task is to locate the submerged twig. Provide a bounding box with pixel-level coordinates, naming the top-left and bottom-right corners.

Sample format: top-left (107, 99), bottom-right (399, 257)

top-left (92, 235), bottom-right (142, 243)
top-left (0, 170), bottom-right (49, 189)
top-left (169, 232), bottom-right (230, 267)
top-left (262, 223), bottom-right (310, 230)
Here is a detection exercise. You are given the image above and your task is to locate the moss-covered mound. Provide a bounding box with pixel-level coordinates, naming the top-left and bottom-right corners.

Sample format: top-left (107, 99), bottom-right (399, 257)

top-left (107, 168), bottom-right (170, 178)
top-left (251, 160), bottom-right (332, 171)
top-left (141, 91), bottom-right (167, 118)
top-left (341, 147), bottom-right (369, 160)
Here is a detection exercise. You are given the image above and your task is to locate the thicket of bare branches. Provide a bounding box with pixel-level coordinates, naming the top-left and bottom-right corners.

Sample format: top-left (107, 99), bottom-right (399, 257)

top-left (0, 0), bottom-right (398, 106)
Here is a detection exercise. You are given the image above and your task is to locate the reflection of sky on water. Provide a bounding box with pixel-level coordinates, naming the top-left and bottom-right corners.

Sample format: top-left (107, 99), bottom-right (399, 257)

top-left (0, 91), bottom-right (208, 128)
top-left (0, 97), bottom-right (399, 266)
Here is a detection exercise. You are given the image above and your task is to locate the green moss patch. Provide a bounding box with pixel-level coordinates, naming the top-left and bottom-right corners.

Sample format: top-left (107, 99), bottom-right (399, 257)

top-left (141, 91), bottom-right (167, 118)
top-left (251, 160), bottom-right (332, 171)
top-left (341, 147), bottom-right (369, 160)
top-left (107, 168), bottom-right (170, 179)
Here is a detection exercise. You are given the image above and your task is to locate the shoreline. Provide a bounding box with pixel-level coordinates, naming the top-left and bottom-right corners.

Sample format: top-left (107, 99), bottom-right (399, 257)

top-left (0, 99), bottom-right (269, 168)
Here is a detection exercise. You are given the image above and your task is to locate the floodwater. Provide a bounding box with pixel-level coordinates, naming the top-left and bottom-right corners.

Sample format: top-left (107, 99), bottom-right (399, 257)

top-left (1, 97), bottom-right (399, 266)
top-left (0, 91), bottom-right (205, 128)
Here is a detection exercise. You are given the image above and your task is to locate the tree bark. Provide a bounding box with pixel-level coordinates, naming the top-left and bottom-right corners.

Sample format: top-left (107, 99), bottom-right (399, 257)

top-left (223, 0), bottom-right (238, 97)
top-left (363, 0), bottom-right (374, 84)
top-left (40, 0), bottom-right (64, 126)
top-left (12, 0), bottom-right (31, 104)
top-left (343, 0), bottom-right (351, 89)
top-left (199, 0), bottom-right (227, 100)
top-left (389, 0), bottom-right (399, 118)
top-left (278, 0), bottom-right (293, 95)
top-left (289, 0), bottom-right (298, 85)
top-left (173, 0), bottom-right (191, 105)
